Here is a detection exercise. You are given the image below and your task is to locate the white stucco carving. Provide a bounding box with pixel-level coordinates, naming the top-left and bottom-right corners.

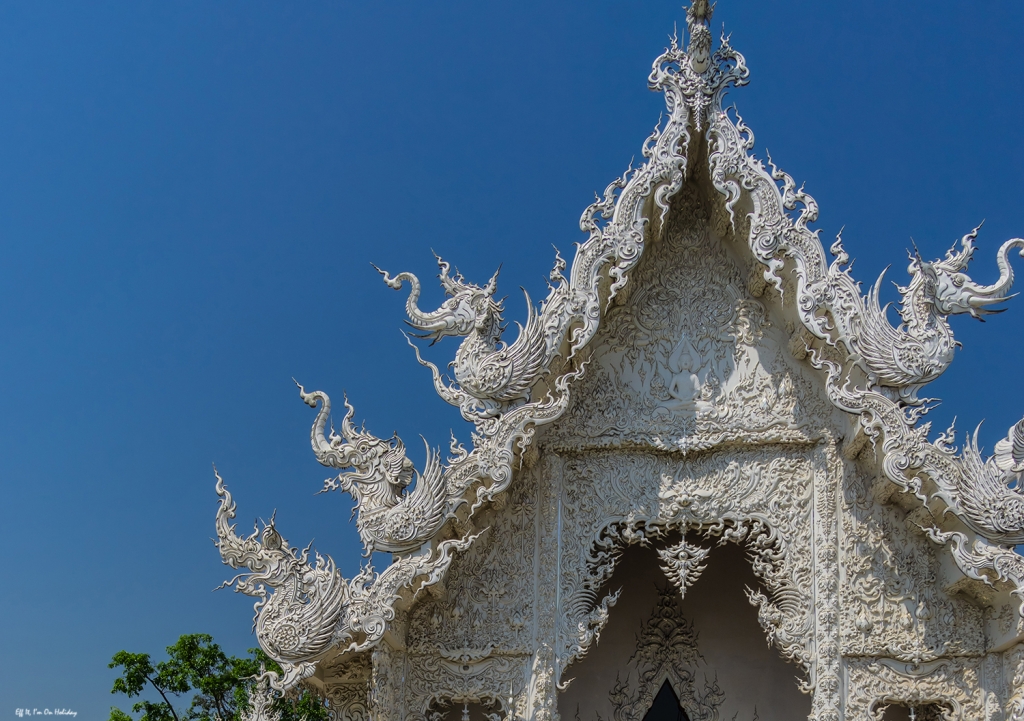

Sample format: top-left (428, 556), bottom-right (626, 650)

top-left (610, 586), bottom-right (725, 721)
top-left (214, 2), bottom-right (1024, 718)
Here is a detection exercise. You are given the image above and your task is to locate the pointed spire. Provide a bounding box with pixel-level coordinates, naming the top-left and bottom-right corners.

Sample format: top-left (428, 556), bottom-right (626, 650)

top-left (686, 1), bottom-right (715, 73)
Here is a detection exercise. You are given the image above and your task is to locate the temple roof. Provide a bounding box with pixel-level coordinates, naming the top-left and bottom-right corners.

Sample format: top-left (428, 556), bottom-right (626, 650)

top-left (212, 3), bottom-right (1024, 692)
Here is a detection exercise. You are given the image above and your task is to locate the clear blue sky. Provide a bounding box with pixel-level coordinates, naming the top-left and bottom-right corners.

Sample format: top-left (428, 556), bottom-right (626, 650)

top-left (1, 1), bottom-right (1022, 718)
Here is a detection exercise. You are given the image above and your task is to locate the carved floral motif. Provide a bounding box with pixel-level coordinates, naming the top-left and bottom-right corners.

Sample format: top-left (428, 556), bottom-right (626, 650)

top-left (607, 586), bottom-right (725, 721)
top-left (845, 658), bottom-right (988, 720)
top-left (553, 448), bottom-right (818, 684)
top-left (840, 465), bottom-right (985, 661)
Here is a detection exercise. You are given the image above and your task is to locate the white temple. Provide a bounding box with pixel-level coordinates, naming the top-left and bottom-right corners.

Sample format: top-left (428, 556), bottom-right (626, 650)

top-left (215, 4), bottom-right (1024, 719)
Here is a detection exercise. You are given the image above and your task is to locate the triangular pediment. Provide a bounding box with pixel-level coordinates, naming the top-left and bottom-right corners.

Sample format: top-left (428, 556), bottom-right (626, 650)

top-left (546, 165), bottom-right (839, 454)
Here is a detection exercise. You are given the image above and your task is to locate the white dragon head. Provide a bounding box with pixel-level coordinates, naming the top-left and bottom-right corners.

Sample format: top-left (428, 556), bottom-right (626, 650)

top-left (910, 226), bottom-right (1024, 320)
top-left (297, 384), bottom-right (414, 508)
top-left (376, 254), bottom-right (504, 344)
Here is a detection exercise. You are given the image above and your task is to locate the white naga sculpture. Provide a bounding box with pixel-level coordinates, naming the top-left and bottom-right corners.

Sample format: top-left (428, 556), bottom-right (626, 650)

top-left (215, 3), bottom-right (1024, 719)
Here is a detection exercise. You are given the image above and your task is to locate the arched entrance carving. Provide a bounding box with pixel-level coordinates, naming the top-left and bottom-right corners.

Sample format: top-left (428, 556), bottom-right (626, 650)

top-left (557, 538), bottom-right (811, 720)
top-left (550, 447), bottom-right (829, 689)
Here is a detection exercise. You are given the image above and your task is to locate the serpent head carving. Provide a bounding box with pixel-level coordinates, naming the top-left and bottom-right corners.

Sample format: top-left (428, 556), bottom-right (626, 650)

top-left (918, 226), bottom-right (1023, 319)
top-left (375, 254), bottom-right (502, 343)
top-left (849, 228), bottom-right (1024, 401)
top-left (297, 384), bottom-right (449, 554)
top-left (214, 471), bottom-right (346, 688)
top-left (376, 255), bottom-right (549, 421)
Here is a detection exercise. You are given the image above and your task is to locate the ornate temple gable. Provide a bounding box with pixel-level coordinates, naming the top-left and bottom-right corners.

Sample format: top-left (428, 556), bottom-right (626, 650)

top-left (213, 3), bottom-right (1024, 718)
top-left (547, 171), bottom-right (842, 455)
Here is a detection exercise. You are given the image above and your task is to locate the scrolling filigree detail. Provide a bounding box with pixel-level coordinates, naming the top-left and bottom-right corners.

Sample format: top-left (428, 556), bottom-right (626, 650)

top-left (609, 586), bottom-right (725, 721)
top-left (215, 471), bottom-right (477, 691)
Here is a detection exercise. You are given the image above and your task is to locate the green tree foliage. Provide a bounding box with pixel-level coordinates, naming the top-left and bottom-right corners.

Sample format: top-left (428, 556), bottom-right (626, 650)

top-left (108, 634), bottom-right (328, 721)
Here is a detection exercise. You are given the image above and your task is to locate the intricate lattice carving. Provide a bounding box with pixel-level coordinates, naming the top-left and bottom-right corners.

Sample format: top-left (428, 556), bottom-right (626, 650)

top-left (406, 652), bottom-right (525, 721)
top-left (406, 469), bottom-right (538, 656)
top-left (553, 448), bottom-right (818, 682)
top-left (607, 586), bottom-right (725, 721)
top-left (840, 465), bottom-right (985, 661)
top-left (1007, 644), bottom-right (1024, 720)
top-left (549, 185), bottom-right (836, 454)
top-left (845, 658), bottom-right (987, 720)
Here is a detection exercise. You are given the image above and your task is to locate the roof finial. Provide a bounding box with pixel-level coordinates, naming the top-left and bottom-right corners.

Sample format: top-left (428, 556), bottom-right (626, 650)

top-left (687, 0), bottom-right (714, 23)
top-left (686, 1), bottom-right (715, 73)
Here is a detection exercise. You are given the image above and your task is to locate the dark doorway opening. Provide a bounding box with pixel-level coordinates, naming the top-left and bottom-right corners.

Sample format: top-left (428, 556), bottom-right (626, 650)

top-left (558, 542), bottom-right (811, 719)
top-left (641, 680), bottom-right (691, 721)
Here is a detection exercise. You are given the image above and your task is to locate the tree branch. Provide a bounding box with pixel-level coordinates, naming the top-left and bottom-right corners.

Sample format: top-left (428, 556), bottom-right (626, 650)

top-left (143, 674), bottom-right (180, 721)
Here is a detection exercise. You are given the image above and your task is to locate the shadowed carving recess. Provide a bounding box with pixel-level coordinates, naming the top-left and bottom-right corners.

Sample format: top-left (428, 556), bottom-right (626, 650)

top-left (611, 586), bottom-right (724, 721)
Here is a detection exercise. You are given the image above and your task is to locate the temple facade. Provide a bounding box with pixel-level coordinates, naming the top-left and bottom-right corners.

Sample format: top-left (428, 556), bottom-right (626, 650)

top-left (215, 4), bottom-right (1024, 719)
